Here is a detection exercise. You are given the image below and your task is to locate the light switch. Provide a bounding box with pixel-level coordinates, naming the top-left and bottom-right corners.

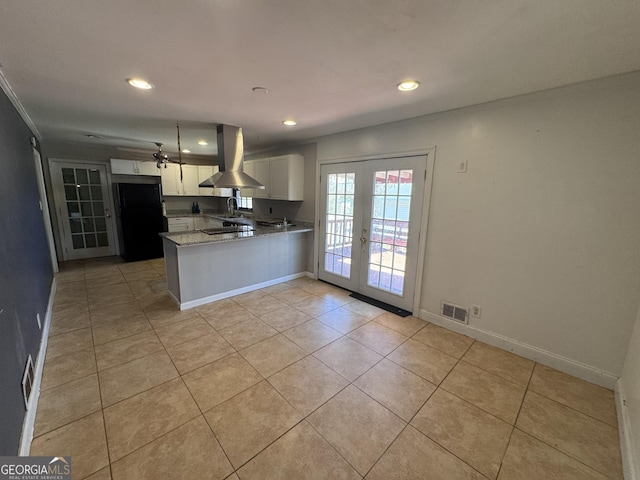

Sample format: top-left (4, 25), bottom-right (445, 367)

top-left (458, 160), bottom-right (468, 173)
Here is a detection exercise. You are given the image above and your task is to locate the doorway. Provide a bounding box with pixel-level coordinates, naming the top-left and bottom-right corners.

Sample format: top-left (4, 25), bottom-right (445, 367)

top-left (49, 160), bottom-right (117, 260)
top-left (319, 155), bottom-right (427, 312)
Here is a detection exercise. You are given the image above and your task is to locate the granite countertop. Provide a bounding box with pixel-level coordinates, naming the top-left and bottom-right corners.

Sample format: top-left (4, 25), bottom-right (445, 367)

top-left (160, 221), bottom-right (314, 246)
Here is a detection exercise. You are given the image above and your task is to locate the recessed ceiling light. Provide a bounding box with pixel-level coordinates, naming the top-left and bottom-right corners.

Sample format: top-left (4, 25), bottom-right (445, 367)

top-left (397, 80), bottom-right (420, 91)
top-left (197, 140), bottom-right (208, 146)
top-left (126, 78), bottom-right (153, 90)
top-left (181, 149), bottom-right (191, 153)
top-left (252, 87), bottom-right (269, 94)
top-left (282, 120), bottom-right (297, 126)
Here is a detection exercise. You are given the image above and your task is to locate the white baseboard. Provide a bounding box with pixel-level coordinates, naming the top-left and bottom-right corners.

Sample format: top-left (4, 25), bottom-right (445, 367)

top-left (19, 278), bottom-right (57, 456)
top-left (616, 379), bottom-right (639, 480)
top-left (420, 309), bottom-right (619, 390)
top-left (178, 272), bottom-right (313, 310)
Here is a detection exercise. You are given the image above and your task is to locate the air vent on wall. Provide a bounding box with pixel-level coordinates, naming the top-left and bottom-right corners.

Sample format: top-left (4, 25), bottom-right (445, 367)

top-left (442, 301), bottom-right (468, 324)
top-left (22, 354), bottom-right (34, 409)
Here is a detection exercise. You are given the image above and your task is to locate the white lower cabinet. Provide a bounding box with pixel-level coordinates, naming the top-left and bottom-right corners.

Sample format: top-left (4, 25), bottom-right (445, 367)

top-left (193, 217), bottom-right (208, 230)
top-left (166, 216), bottom-right (193, 232)
top-left (167, 215), bottom-right (221, 232)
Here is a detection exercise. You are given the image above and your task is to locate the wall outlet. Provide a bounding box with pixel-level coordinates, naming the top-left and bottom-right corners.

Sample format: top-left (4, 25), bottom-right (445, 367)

top-left (471, 304), bottom-right (482, 318)
top-left (458, 160), bottom-right (468, 173)
top-left (36, 313), bottom-right (42, 329)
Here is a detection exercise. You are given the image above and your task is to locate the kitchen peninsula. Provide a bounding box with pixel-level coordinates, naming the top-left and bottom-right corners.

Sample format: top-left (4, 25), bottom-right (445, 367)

top-left (160, 219), bottom-right (314, 310)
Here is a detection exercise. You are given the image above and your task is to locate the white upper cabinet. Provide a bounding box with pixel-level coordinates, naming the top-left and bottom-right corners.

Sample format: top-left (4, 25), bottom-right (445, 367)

top-left (160, 163), bottom-right (181, 196)
top-left (197, 165), bottom-right (233, 197)
top-left (242, 161), bottom-right (256, 197)
top-left (181, 165), bottom-right (200, 196)
top-left (110, 159), bottom-right (161, 176)
top-left (269, 154), bottom-right (304, 201)
top-left (161, 164), bottom-right (198, 196)
top-left (252, 158), bottom-right (271, 199)
top-left (137, 161), bottom-right (162, 176)
top-left (198, 165), bottom-right (215, 196)
top-left (245, 154), bottom-right (304, 201)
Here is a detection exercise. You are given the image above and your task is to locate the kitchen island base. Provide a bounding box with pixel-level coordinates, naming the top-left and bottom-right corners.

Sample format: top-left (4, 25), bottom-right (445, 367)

top-left (163, 230), bottom-right (312, 310)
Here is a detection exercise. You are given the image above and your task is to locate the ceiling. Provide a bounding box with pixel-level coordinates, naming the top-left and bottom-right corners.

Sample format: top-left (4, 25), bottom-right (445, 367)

top-left (1, 0), bottom-right (639, 157)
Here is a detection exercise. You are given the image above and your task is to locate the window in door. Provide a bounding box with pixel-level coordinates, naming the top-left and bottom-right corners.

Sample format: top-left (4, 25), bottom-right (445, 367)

top-left (62, 167), bottom-right (110, 249)
top-left (368, 169), bottom-right (413, 295)
top-left (324, 172), bottom-right (356, 278)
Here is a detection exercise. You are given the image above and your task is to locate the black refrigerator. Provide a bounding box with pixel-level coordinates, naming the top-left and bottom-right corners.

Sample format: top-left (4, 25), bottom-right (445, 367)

top-left (117, 183), bottom-right (165, 262)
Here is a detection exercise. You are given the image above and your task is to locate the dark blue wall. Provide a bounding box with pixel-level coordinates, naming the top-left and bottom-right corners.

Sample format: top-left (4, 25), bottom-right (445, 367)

top-left (0, 89), bottom-right (53, 455)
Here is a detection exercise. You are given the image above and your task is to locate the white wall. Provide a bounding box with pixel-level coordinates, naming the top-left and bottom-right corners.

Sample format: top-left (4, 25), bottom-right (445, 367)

top-left (620, 300), bottom-right (640, 479)
top-left (316, 72), bottom-right (640, 384)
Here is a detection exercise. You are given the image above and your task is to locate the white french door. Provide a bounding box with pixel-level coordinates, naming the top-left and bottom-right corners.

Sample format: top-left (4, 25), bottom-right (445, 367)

top-left (50, 161), bottom-right (117, 260)
top-left (319, 155), bottom-right (427, 312)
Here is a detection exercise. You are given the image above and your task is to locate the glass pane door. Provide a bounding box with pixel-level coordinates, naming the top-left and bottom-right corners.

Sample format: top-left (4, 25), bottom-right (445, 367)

top-left (318, 163), bottom-right (364, 292)
top-left (319, 156), bottom-right (427, 312)
top-left (62, 167), bottom-right (110, 250)
top-left (324, 172), bottom-right (356, 278)
top-left (359, 157), bottom-right (425, 310)
top-left (51, 162), bottom-right (117, 260)
top-left (367, 169), bottom-right (413, 295)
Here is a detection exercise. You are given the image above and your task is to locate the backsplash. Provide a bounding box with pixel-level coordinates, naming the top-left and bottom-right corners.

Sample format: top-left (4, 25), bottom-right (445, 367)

top-left (163, 195), bottom-right (310, 221)
top-left (162, 196), bottom-right (224, 212)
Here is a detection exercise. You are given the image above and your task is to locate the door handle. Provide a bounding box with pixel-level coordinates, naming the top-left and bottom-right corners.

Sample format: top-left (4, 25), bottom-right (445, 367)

top-left (360, 237), bottom-right (367, 243)
top-left (105, 208), bottom-right (111, 218)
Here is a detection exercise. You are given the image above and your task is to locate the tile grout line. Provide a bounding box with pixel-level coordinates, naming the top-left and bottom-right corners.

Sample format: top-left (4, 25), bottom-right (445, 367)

top-left (508, 426), bottom-right (617, 480)
top-left (512, 375), bottom-right (622, 479)
top-left (381, 335), bottom-right (499, 478)
top-left (46, 257), bottom-right (622, 479)
top-left (85, 270), bottom-right (113, 480)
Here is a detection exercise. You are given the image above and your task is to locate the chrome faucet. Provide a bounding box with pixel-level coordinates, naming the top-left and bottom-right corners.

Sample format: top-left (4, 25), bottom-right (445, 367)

top-left (227, 196), bottom-right (238, 215)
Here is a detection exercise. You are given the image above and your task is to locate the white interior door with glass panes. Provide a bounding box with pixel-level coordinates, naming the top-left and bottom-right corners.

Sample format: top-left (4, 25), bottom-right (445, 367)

top-left (50, 161), bottom-right (117, 260)
top-left (319, 156), bottom-right (427, 312)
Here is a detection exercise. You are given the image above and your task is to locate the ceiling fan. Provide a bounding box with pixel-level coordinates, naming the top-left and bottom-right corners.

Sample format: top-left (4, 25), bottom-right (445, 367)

top-left (152, 124), bottom-right (187, 174)
top-left (152, 142), bottom-right (173, 168)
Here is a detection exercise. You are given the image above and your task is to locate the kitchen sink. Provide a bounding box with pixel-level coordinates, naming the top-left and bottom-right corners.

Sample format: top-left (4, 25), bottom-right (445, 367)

top-left (256, 220), bottom-right (296, 227)
top-left (213, 213), bottom-right (246, 219)
top-left (208, 213), bottom-right (254, 226)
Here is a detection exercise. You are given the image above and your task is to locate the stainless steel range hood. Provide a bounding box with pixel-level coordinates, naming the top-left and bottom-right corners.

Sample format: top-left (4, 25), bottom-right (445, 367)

top-left (198, 125), bottom-right (265, 189)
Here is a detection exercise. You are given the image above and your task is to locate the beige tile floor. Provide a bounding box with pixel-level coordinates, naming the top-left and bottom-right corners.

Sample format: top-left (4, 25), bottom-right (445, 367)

top-left (31, 256), bottom-right (624, 480)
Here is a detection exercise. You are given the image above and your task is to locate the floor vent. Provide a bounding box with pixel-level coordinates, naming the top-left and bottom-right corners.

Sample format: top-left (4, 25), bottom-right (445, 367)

top-left (442, 301), bottom-right (468, 324)
top-left (22, 354), bottom-right (34, 409)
